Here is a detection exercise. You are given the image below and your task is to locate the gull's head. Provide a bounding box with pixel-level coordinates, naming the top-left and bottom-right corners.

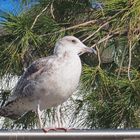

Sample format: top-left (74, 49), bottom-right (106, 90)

top-left (54, 36), bottom-right (96, 56)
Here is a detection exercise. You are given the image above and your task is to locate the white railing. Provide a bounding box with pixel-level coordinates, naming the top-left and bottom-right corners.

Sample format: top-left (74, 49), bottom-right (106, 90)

top-left (0, 129), bottom-right (140, 140)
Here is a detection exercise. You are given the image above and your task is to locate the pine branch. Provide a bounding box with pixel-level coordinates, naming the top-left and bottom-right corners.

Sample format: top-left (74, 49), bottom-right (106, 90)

top-left (82, 21), bottom-right (109, 42)
top-left (40, 20), bottom-right (97, 36)
top-left (31, 3), bottom-right (50, 30)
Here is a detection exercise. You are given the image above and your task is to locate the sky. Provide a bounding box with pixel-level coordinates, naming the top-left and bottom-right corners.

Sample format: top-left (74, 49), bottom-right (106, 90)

top-left (0, 0), bottom-right (38, 21)
top-left (0, 0), bottom-right (22, 14)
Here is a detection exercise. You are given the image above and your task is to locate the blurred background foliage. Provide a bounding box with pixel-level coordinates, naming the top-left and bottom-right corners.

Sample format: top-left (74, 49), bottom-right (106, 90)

top-left (0, 0), bottom-right (139, 129)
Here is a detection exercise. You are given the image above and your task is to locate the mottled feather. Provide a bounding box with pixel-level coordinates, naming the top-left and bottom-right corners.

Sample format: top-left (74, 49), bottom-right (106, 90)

top-left (0, 56), bottom-right (56, 119)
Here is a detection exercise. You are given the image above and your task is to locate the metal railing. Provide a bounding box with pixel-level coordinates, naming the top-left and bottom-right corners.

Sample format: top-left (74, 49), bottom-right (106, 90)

top-left (0, 129), bottom-right (140, 140)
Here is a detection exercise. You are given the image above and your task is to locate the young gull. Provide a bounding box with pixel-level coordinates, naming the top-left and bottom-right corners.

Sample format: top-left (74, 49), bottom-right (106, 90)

top-left (0, 36), bottom-right (96, 129)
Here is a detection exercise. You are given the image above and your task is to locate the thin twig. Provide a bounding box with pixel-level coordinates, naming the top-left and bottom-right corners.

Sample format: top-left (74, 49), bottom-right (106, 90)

top-left (128, 43), bottom-right (131, 81)
top-left (95, 45), bottom-right (101, 67)
top-left (40, 20), bottom-right (97, 37)
top-left (128, 41), bottom-right (135, 81)
top-left (31, 4), bottom-right (50, 30)
top-left (90, 30), bottom-right (120, 48)
top-left (82, 21), bottom-right (109, 42)
top-left (91, 34), bottom-right (112, 48)
top-left (117, 46), bottom-right (127, 79)
top-left (50, 0), bottom-right (55, 19)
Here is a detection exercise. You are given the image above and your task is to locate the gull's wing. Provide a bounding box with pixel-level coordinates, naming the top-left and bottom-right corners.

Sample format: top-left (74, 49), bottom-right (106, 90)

top-left (0, 56), bottom-right (56, 119)
top-left (12, 55), bottom-right (56, 97)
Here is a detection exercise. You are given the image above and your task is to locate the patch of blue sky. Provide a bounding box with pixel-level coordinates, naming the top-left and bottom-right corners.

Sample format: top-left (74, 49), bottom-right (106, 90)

top-left (0, 0), bottom-right (22, 15)
top-left (0, 0), bottom-right (38, 21)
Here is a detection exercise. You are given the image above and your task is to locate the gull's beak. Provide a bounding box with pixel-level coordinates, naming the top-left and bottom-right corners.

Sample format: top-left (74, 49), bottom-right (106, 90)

top-left (84, 47), bottom-right (97, 54)
top-left (79, 45), bottom-right (97, 55)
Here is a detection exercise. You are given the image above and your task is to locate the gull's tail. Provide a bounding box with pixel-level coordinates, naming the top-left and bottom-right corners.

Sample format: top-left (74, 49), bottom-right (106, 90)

top-left (0, 106), bottom-right (20, 120)
top-left (0, 98), bottom-right (32, 120)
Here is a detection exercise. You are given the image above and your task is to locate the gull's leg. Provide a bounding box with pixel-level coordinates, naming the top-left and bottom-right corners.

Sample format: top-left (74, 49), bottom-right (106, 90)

top-left (36, 104), bottom-right (43, 128)
top-left (54, 105), bottom-right (76, 132)
top-left (54, 106), bottom-right (68, 131)
top-left (43, 106), bottom-right (68, 132)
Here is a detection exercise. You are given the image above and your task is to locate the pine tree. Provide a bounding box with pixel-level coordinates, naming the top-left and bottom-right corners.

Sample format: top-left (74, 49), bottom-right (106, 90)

top-left (0, 0), bottom-right (139, 129)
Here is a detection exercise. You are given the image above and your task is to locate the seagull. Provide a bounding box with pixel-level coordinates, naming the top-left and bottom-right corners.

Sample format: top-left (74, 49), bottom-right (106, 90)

top-left (0, 36), bottom-right (96, 130)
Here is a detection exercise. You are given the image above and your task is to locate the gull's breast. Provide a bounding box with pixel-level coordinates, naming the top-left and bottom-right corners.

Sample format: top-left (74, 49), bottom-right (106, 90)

top-left (37, 55), bottom-right (82, 109)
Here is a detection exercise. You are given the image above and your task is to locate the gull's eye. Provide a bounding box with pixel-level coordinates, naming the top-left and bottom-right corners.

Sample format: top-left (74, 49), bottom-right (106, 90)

top-left (71, 39), bottom-right (77, 43)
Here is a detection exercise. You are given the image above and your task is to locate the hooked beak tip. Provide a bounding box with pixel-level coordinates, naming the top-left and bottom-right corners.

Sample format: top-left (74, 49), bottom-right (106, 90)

top-left (84, 47), bottom-right (97, 54)
top-left (92, 48), bottom-right (97, 55)
top-left (79, 47), bottom-right (97, 56)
